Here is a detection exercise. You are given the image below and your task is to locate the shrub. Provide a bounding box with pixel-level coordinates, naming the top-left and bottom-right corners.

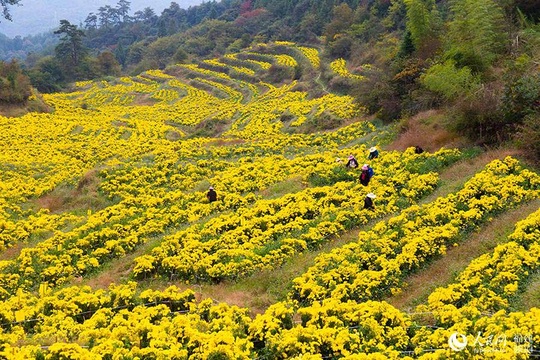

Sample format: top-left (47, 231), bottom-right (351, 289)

top-left (501, 73), bottom-right (540, 124)
top-left (307, 166), bottom-right (356, 186)
top-left (420, 60), bottom-right (480, 101)
top-left (515, 113), bottom-right (540, 163)
top-left (0, 60), bottom-right (32, 103)
top-left (451, 82), bottom-right (505, 143)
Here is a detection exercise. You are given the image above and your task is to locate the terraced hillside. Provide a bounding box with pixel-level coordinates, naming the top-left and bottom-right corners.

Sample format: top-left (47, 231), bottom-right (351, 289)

top-left (0, 42), bottom-right (539, 359)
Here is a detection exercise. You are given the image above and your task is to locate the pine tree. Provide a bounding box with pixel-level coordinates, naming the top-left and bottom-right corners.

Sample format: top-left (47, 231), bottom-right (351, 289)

top-left (54, 20), bottom-right (88, 79)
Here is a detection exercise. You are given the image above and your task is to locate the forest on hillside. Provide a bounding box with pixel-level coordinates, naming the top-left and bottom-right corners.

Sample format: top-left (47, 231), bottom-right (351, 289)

top-left (0, 0), bottom-right (539, 159)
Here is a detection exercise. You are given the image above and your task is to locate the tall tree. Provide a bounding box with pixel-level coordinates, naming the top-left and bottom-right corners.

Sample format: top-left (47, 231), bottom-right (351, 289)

top-left (98, 6), bottom-right (114, 28)
top-left (116, 0), bottom-right (131, 23)
top-left (54, 20), bottom-right (87, 76)
top-left (446, 0), bottom-right (505, 72)
top-left (84, 13), bottom-right (98, 30)
top-left (324, 3), bottom-right (355, 42)
top-left (134, 7), bottom-right (157, 24)
top-left (403, 0), bottom-right (440, 56)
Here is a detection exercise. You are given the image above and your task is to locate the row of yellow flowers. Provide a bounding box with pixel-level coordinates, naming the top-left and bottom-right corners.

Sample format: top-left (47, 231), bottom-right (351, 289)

top-left (134, 148), bottom-right (461, 282)
top-left (0, 283), bottom-right (254, 359)
top-left (0, 41), bottom-right (367, 258)
top-left (0, 146), bottom-right (456, 296)
top-left (290, 157), bottom-right (540, 305)
top-left (0, 118), bottom-right (376, 294)
top-left (1, 280), bottom-right (539, 358)
top-left (331, 58), bottom-right (365, 80)
top-left (231, 161), bottom-right (539, 359)
top-left (419, 206), bottom-right (540, 324)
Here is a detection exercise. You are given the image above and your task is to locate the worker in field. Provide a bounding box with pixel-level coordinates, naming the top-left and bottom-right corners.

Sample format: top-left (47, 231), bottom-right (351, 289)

top-left (360, 165), bottom-right (371, 186)
top-left (346, 155), bottom-right (359, 168)
top-left (364, 192), bottom-right (376, 210)
top-left (368, 146), bottom-right (379, 160)
top-left (207, 186), bottom-right (217, 203)
top-left (364, 164), bottom-right (374, 178)
top-left (359, 164), bottom-right (375, 186)
top-left (415, 145), bottom-right (424, 154)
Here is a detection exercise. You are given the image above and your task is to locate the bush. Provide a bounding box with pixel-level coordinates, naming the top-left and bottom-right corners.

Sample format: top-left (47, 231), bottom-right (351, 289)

top-left (264, 64), bottom-right (295, 83)
top-left (451, 83), bottom-right (505, 143)
top-left (0, 60), bottom-right (32, 103)
top-left (502, 73), bottom-right (540, 124)
top-left (351, 66), bottom-right (402, 122)
top-left (420, 60), bottom-right (480, 101)
top-left (515, 113), bottom-right (540, 163)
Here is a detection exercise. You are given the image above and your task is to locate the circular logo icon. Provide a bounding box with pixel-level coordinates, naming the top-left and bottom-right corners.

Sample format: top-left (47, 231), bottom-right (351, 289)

top-left (448, 332), bottom-right (468, 352)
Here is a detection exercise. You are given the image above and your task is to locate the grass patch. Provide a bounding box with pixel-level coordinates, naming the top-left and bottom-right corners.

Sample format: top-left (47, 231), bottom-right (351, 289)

top-left (513, 271), bottom-right (540, 311)
top-left (36, 169), bottom-right (113, 215)
top-left (182, 230), bottom-right (363, 315)
top-left (287, 110), bottom-right (345, 134)
top-left (420, 147), bottom-right (516, 204)
top-left (307, 166), bottom-right (356, 187)
top-left (387, 109), bottom-right (466, 152)
top-left (259, 176), bottom-right (305, 198)
top-left (186, 118), bottom-right (230, 138)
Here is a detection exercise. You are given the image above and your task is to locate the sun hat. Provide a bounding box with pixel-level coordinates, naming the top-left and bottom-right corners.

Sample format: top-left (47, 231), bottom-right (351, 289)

top-left (369, 147), bottom-right (377, 152)
top-left (367, 193), bottom-right (376, 199)
top-left (362, 164), bottom-right (368, 170)
top-left (209, 186), bottom-right (214, 190)
top-left (348, 155), bottom-right (354, 160)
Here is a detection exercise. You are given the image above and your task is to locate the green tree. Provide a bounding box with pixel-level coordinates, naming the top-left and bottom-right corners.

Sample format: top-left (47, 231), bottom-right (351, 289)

top-left (96, 51), bottom-right (122, 76)
top-left (116, 0), bottom-right (131, 23)
top-left (403, 0), bottom-right (440, 57)
top-left (54, 20), bottom-right (87, 79)
top-left (173, 47), bottom-right (188, 63)
top-left (516, 113), bottom-right (540, 162)
top-left (54, 20), bottom-right (87, 69)
top-left (446, 0), bottom-right (505, 72)
top-left (28, 56), bottom-right (65, 93)
top-left (324, 3), bottom-right (354, 42)
top-left (421, 59), bottom-right (480, 100)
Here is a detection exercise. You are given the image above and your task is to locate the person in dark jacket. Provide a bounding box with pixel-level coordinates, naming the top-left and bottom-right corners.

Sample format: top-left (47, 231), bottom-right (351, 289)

top-left (368, 147), bottom-right (379, 160)
top-left (363, 164), bottom-right (375, 178)
top-left (415, 145), bottom-right (424, 154)
top-left (360, 165), bottom-right (370, 186)
top-left (207, 186), bottom-right (217, 202)
top-left (346, 155), bottom-right (359, 168)
top-left (364, 193), bottom-right (376, 210)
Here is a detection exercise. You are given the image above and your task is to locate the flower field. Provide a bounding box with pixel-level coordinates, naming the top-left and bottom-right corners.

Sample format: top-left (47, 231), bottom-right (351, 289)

top-left (0, 42), bottom-right (539, 359)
